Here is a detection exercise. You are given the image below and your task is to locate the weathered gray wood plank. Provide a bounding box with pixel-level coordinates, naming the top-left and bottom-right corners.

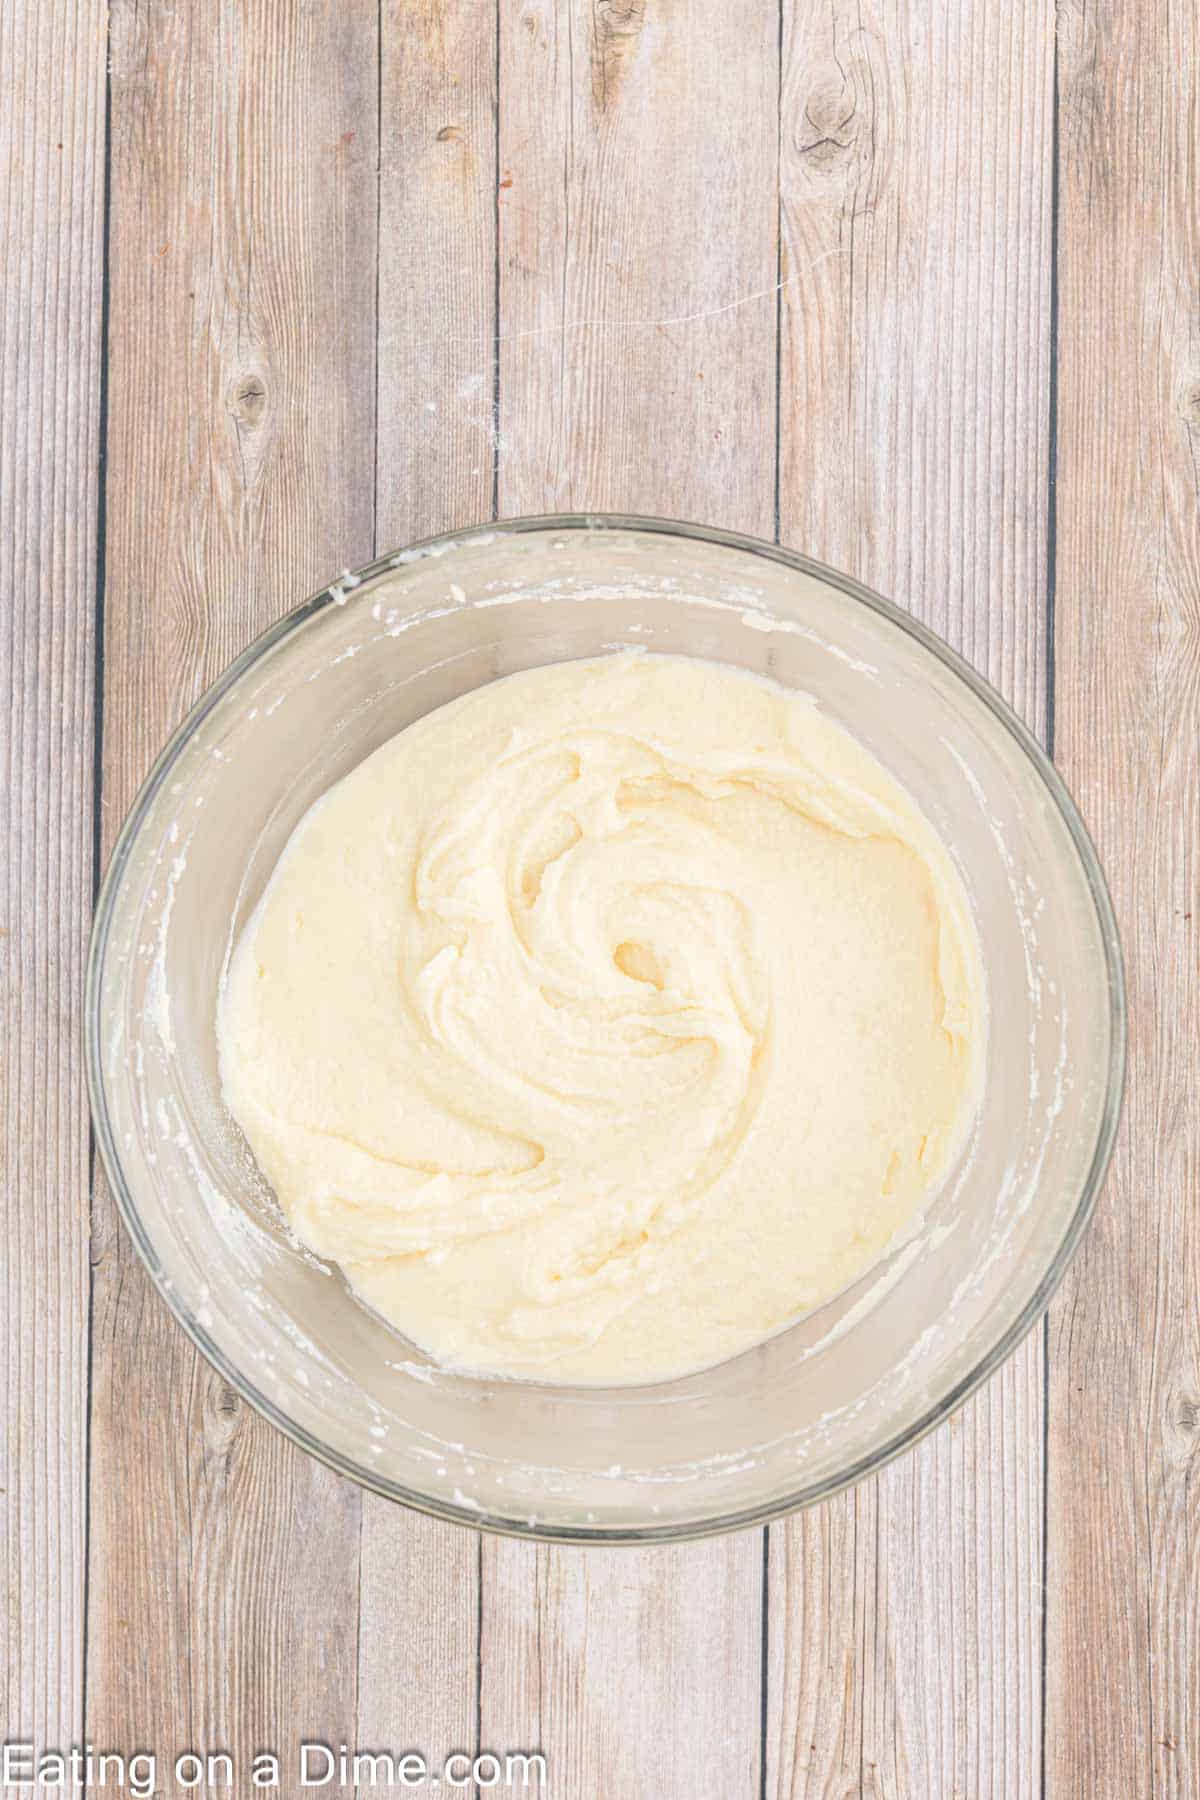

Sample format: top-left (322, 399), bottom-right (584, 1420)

top-left (375, 0), bottom-right (499, 545)
top-left (87, 3), bottom-right (378, 1782)
top-left (354, 5), bottom-right (500, 1787)
top-left (481, 1), bottom-right (780, 1792)
top-left (769, 2), bottom-right (1054, 1791)
top-left (0, 0), bottom-right (106, 1762)
top-left (1046, 0), bottom-right (1200, 1789)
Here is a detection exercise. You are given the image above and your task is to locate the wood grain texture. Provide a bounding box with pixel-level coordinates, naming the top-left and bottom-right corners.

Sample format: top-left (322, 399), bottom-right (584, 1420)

top-left (481, 2), bottom-right (779, 1792)
top-left (352, 6), bottom-right (500, 1787)
top-left (1046, 0), bottom-right (1200, 1791)
top-left (88, 2), bottom-right (378, 1784)
top-left (483, 1538), bottom-right (763, 1797)
top-left (355, 1512), bottom-right (478, 1799)
top-left (375, 0), bottom-right (498, 546)
top-left (0, 0), bottom-right (106, 1760)
top-left (496, 0), bottom-right (780, 524)
top-left (769, 2), bottom-right (1054, 1793)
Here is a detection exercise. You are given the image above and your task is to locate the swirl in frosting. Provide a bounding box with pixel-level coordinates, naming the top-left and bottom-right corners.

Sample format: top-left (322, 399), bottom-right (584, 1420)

top-left (218, 652), bottom-right (984, 1384)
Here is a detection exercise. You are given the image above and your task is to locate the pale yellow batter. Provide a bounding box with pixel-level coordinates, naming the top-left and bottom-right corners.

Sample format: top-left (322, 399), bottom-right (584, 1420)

top-left (218, 652), bottom-right (984, 1384)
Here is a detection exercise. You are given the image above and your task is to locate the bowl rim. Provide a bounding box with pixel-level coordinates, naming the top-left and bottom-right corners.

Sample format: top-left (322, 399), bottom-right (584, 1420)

top-left (86, 510), bottom-right (1127, 1544)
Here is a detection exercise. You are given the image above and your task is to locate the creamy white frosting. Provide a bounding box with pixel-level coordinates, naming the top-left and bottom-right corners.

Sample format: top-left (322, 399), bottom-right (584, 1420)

top-left (218, 652), bottom-right (984, 1384)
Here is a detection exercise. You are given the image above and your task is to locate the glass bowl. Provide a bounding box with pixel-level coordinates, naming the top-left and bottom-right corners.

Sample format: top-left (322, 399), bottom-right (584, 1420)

top-left (86, 515), bottom-right (1125, 1543)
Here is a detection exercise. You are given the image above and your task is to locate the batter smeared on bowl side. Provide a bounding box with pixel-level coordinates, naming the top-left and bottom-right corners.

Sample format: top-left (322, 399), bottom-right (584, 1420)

top-left (218, 652), bottom-right (985, 1384)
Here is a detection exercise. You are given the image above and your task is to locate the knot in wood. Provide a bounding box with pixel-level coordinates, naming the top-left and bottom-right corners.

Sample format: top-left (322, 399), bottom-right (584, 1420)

top-left (229, 373), bottom-right (268, 428)
top-left (591, 0), bottom-right (646, 112)
top-left (795, 70), bottom-right (858, 165)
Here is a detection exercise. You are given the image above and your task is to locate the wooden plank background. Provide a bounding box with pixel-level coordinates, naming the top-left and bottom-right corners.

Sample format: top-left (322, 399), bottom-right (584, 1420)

top-left (2, 0), bottom-right (106, 1767)
top-left (1047, 0), bottom-right (1200, 1790)
top-left (2, 0), bottom-right (1196, 1794)
top-left (770, 4), bottom-right (1054, 1791)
